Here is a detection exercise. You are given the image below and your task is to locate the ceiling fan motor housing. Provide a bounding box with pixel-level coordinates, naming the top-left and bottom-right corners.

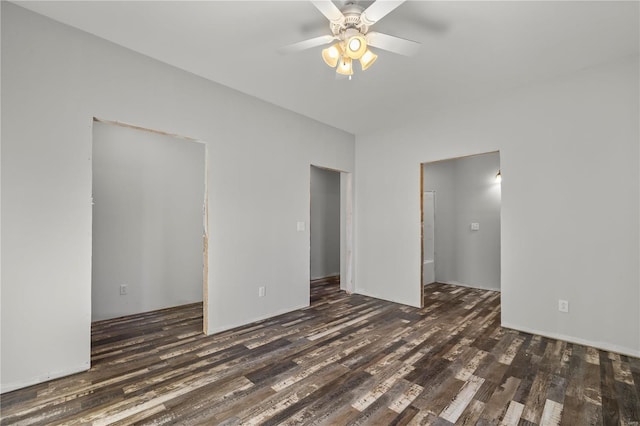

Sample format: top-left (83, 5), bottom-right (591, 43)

top-left (330, 3), bottom-right (369, 36)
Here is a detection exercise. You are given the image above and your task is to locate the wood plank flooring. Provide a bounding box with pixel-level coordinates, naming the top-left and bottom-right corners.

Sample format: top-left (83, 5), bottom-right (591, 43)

top-left (2, 281), bottom-right (639, 425)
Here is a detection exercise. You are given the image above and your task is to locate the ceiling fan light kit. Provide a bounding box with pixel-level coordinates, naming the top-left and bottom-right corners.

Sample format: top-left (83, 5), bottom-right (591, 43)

top-left (336, 56), bottom-right (354, 76)
top-left (281, 0), bottom-right (420, 79)
top-left (359, 49), bottom-right (378, 71)
top-left (321, 43), bottom-right (343, 67)
top-left (344, 30), bottom-right (367, 59)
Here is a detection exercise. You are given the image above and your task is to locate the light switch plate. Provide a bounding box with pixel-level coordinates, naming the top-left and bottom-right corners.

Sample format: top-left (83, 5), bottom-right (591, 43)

top-left (471, 223), bottom-right (480, 231)
top-left (297, 221), bottom-right (305, 232)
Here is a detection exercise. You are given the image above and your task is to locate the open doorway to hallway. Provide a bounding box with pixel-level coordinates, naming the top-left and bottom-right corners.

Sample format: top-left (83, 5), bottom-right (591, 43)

top-left (310, 166), bottom-right (341, 301)
top-left (421, 151), bottom-right (501, 306)
top-left (91, 119), bottom-right (208, 349)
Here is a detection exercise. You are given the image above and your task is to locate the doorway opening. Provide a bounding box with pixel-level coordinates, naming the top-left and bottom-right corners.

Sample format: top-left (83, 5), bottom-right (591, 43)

top-left (421, 151), bottom-right (501, 307)
top-left (91, 119), bottom-right (208, 345)
top-left (309, 165), bottom-right (354, 303)
top-left (423, 190), bottom-right (436, 286)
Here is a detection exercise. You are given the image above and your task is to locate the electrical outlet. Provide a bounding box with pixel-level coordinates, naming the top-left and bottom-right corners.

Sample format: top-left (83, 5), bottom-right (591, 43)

top-left (558, 299), bottom-right (569, 313)
top-left (258, 286), bottom-right (266, 297)
top-left (120, 284), bottom-right (128, 295)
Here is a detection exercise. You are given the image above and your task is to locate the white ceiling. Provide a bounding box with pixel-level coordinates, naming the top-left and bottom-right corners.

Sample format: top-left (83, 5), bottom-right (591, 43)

top-left (15, 1), bottom-right (640, 135)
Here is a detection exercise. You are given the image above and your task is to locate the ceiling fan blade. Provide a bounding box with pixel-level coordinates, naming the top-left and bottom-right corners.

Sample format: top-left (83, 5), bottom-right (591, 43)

top-left (366, 32), bottom-right (420, 56)
top-left (310, 0), bottom-right (345, 23)
top-left (278, 35), bottom-right (336, 54)
top-left (361, 0), bottom-right (406, 26)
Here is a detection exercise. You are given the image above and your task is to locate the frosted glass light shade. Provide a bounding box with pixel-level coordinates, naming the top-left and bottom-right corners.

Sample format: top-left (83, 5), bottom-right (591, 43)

top-left (322, 43), bottom-right (342, 68)
top-left (359, 49), bottom-right (378, 71)
top-left (336, 56), bottom-right (353, 75)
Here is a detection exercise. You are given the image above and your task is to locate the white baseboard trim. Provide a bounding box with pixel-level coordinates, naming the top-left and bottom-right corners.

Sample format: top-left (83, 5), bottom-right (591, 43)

top-left (501, 321), bottom-right (640, 359)
top-left (206, 303), bottom-right (310, 336)
top-left (1, 362), bottom-right (90, 394)
top-left (434, 280), bottom-right (501, 292)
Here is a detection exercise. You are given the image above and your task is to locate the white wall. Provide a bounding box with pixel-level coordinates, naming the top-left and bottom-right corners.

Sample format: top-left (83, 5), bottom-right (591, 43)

top-left (310, 167), bottom-right (340, 280)
top-left (0, 3), bottom-right (355, 392)
top-left (423, 152), bottom-right (501, 290)
top-left (92, 122), bottom-right (205, 321)
top-left (356, 56), bottom-right (639, 357)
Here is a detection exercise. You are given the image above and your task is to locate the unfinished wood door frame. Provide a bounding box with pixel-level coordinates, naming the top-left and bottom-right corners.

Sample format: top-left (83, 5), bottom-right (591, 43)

top-left (309, 165), bottom-right (354, 295)
top-left (202, 150), bottom-right (210, 334)
top-left (420, 164), bottom-right (425, 307)
top-left (91, 117), bottom-right (210, 334)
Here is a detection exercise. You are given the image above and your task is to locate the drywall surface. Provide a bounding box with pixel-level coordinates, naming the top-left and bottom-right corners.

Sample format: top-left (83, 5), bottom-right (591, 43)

top-left (92, 122), bottom-right (205, 321)
top-left (356, 56), bottom-right (639, 356)
top-left (310, 167), bottom-right (340, 279)
top-left (1, 3), bottom-right (355, 392)
top-left (423, 153), bottom-right (501, 290)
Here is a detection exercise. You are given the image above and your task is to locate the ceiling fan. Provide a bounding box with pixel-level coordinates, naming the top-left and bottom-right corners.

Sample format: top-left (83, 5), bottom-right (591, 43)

top-left (280, 0), bottom-right (420, 78)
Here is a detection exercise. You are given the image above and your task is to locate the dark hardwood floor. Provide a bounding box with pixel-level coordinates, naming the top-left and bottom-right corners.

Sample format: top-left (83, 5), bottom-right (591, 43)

top-left (1, 281), bottom-right (639, 425)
